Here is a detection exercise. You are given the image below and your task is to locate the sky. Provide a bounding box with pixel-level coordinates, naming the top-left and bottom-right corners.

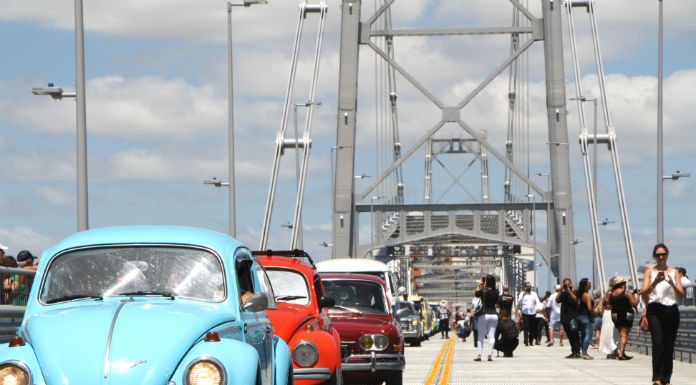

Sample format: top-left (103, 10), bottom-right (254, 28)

top-left (1, 0), bottom-right (695, 292)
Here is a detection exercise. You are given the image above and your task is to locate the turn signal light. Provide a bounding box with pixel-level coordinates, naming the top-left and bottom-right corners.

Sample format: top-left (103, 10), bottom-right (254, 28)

top-left (8, 337), bottom-right (25, 347)
top-left (205, 332), bottom-right (220, 342)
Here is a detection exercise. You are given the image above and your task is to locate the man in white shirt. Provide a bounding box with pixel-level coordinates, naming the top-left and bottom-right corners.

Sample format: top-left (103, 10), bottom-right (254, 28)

top-left (545, 285), bottom-right (564, 347)
top-left (517, 281), bottom-right (540, 346)
top-left (677, 267), bottom-right (693, 305)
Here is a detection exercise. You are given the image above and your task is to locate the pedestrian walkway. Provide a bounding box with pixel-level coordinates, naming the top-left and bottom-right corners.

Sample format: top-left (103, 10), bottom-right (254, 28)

top-left (403, 336), bottom-right (696, 384)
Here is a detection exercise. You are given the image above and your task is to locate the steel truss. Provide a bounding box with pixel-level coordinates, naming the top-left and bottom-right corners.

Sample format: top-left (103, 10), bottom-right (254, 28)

top-left (333, 0), bottom-right (576, 286)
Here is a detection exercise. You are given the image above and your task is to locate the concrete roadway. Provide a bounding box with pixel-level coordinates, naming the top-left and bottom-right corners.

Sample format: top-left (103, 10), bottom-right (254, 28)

top-left (401, 335), bottom-right (696, 384)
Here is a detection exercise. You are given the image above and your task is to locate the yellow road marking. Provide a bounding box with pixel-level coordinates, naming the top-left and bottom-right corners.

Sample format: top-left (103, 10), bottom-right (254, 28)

top-left (438, 336), bottom-right (457, 385)
top-left (424, 337), bottom-right (453, 385)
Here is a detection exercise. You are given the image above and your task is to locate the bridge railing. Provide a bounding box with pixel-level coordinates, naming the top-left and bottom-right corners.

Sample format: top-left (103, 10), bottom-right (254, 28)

top-left (627, 306), bottom-right (696, 363)
top-left (0, 267), bottom-right (35, 342)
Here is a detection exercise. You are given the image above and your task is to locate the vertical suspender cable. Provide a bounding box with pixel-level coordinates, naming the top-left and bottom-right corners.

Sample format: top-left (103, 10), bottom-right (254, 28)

top-left (565, 1), bottom-right (606, 291)
top-left (587, 1), bottom-right (638, 288)
top-left (291, 2), bottom-right (328, 248)
top-left (260, 5), bottom-right (306, 250)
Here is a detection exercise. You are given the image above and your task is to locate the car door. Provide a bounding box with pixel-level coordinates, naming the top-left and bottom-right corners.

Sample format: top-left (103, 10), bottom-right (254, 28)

top-left (252, 261), bottom-right (276, 385)
top-left (235, 252), bottom-right (271, 384)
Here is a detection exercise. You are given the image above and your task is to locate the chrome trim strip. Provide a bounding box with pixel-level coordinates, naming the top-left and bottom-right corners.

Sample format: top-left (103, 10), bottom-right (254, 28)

top-left (183, 356), bottom-right (227, 385)
top-left (0, 360), bottom-right (33, 385)
top-left (293, 367), bottom-right (331, 380)
top-left (103, 299), bottom-right (131, 379)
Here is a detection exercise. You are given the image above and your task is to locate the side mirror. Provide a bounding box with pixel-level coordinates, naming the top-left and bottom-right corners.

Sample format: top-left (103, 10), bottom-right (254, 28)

top-left (319, 296), bottom-right (336, 309)
top-left (243, 293), bottom-right (269, 312)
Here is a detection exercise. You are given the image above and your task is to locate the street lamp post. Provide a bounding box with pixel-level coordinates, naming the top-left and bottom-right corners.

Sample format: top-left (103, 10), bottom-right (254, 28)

top-left (657, 0), bottom-right (664, 243)
top-left (227, 0), bottom-right (268, 237)
top-left (32, 0), bottom-right (88, 232)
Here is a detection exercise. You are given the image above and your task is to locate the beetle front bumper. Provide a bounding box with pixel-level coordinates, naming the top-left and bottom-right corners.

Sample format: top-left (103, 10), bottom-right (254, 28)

top-left (341, 352), bottom-right (405, 372)
top-left (293, 367), bottom-right (332, 381)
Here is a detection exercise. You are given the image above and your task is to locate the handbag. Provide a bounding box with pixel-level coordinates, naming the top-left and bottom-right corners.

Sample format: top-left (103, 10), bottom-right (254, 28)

top-left (569, 319), bottom-right (579, 332)
top-left (640, 313), bottom-right (649, 333)
top-left (474, 301), bottom-right (484, 317)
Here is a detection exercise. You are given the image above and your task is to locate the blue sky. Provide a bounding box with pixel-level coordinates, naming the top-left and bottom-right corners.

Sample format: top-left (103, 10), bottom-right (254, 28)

top-left (1, 0), bottom-right (695, 292)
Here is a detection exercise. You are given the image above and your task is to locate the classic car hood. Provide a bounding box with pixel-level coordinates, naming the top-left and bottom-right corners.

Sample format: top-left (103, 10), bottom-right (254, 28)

top-left (26, 299), bottom-right (229, 385)
top-left (328, 314), bottom-right (393, 341)
top-left (266, 305), bottom-right (313, 343)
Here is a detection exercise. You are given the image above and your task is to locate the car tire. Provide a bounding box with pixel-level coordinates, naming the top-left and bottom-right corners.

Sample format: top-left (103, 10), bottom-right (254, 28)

top-left (411, 339), bottom-right (421, 347)
top-left (385, 371), bottom-right (403, 385)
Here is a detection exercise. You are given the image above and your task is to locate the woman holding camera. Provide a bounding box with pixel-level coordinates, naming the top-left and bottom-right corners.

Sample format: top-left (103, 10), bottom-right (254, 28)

top-left (474, 275), bottom-right (499, 362)
top-left (641, 243), bottom-right (684, 385)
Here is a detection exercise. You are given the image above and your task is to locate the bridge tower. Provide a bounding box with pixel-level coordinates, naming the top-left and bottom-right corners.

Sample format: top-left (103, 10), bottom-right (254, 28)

top-left (332, 0), bottom-right (578, 292)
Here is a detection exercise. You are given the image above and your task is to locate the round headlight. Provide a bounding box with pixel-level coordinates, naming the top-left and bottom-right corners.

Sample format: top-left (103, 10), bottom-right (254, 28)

top-left (185, 359), bottom-right (225, 385)
top-left (293, 341), bottom-right (318, 368)
top-left (411, 319), bottom-right (419, 326)
top-left (373, 334), bottom-right (389, 351)
top-left (359, 335), bottom-right (374, 351)
top-left (0, 363), bottom-right (29, 385)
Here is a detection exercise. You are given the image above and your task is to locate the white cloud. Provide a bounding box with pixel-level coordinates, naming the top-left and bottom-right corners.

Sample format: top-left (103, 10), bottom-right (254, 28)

top-left (0, 226), bottom-right (57, 257)
top-left (36, 186), bottom-right (74, 208)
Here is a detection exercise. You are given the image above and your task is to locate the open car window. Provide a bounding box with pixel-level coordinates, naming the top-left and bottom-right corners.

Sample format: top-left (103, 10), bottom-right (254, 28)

top-left (41, 246), bottom-right (225, 304)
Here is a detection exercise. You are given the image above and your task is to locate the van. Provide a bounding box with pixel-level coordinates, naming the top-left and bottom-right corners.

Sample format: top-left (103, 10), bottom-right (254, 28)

top-left (316, 258), bottom-right (404, 306)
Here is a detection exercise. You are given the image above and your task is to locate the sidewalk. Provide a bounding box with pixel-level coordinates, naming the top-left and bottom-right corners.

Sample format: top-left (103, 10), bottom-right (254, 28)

top-left (404, 336), bottom-right (696, 384)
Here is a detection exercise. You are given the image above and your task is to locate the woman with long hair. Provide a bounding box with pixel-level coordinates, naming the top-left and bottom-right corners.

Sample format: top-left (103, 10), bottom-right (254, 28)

top-left (473, 274), bottom-right (499, 362)
top-left (641, 243), bottom-right (684, 385)
top-left (575, 278), bottom-right (596, 359)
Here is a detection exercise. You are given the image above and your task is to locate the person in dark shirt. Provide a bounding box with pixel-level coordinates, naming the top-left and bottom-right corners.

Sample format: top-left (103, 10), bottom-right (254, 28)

top-left (497, 286), bottom-right (514, 315)
top-left (556, 277), bottom-right (581, 358)
top-left (495, 309), bottom-right (519, 357)
top-left (474, 275), bottom-right (499, 361)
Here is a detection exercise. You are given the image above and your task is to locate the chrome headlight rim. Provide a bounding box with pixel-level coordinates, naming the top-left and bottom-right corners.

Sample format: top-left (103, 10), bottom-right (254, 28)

top-left (372, 334), bottom-right (389, 351)
top-left (359, 334), bottom-right (388, 352)
top-left (0, 360), bottom-right (32, 385)
top-left (293, 340), bottom-right (319, 368)
top-left (358, 335), bottom-right (374, 351)
top-left (184, 356), bottom-right (226, 385)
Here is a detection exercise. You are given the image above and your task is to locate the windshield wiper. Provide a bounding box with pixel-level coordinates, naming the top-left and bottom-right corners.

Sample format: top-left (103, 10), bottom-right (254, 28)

top-left (330, 305), bottom-right (360, 313)
top-left (275, 295), bottom-right (307, 301)
top-left (116, 291), bottom-right (175, 300)
top-left (45, 294), bottom-right (103, 304)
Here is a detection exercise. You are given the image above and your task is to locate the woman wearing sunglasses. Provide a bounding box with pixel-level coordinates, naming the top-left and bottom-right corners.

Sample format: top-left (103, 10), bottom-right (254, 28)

top-left (641, 243), bottom-right (684, 385)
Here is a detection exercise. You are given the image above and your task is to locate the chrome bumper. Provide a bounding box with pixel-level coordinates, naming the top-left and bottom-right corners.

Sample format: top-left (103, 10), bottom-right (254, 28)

top-left (341, 352), bottom-right (405, 372)
top-left (293, 367), bottom-right (332, 381)
top-left (401, 329), bottom-right (419, 338)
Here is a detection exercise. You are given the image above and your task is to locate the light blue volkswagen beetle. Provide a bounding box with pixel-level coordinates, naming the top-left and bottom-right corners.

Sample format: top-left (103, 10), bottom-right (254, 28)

top-left (0, 226), bottom-right (292, 385)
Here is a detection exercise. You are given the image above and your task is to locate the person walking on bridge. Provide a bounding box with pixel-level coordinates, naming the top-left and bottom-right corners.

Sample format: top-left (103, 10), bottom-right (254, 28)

top-left (641, 243), bottom-right (684, 385)
top-left (557, 278), bottom-right (581, 358)
top-left (474, 275), bottom-right (499, 362)
top-left (517, 281), bottom-right (540, 346)
top-left (606, 275), bottom-right (638, 360)
top-left (546, 285), bottom-right (564, 347)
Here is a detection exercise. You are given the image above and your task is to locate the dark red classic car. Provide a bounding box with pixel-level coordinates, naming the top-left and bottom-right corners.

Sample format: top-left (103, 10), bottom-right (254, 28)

top-left (255, 250), bottom-right (342, 385)
top-left (320, 273), bottom-right (405, 385)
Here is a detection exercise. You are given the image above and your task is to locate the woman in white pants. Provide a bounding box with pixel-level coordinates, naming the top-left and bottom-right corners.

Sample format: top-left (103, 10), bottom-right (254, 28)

top-left (474, 274), bottom-right (500, 361)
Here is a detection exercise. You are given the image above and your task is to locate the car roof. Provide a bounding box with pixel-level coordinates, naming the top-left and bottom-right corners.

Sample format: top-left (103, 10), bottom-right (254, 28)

top-left (41, 226), bottom-right (243, 260)
top-left (256, 254), bottom-right (316, 275)
top-left (319, 273), bottom-right (387, 288)
top-left (315, 258), bottom-right (389, 273)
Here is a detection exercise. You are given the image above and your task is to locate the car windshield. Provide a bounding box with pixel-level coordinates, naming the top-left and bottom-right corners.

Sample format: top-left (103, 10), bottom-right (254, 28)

top-left (266, 269), bottom-right (310, 305)
top-left (398, 302), bottom-right (417, 316)
top-left (40, 246), bottom-right (225, 304)
top-left (323, 280), bottom-right (387, 315)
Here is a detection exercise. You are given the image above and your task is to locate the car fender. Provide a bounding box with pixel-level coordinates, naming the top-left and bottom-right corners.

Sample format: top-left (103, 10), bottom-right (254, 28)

top-left (273, 336), bottom-right (292, 385)
top-left (288, 328), bottom-right (340, 375)
top-left (170, 339), bottom-right (259, 385)
top-left (0, 344), bottom-right (46, 385)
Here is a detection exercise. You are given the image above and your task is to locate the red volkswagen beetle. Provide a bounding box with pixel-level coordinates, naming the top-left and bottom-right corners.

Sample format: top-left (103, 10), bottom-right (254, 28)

top-left (254, 250), bottom-right (342, 385)
top-left (320, 273), bottom-right (405, 385)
